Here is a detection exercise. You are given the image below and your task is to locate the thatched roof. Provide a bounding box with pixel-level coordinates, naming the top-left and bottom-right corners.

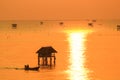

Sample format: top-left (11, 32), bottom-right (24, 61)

top-left (36, 46), bottom-right (57, 54)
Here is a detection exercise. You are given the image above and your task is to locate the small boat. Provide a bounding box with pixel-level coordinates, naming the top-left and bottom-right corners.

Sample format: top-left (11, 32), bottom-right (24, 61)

top-left (117, 25), bottom-right (120, 31)
top-left (88, 22), bottom-right (93, 27)
top-left (59, 22), bottom-right (64, 25)
top-left (24, 65), bottom-right (39, 71)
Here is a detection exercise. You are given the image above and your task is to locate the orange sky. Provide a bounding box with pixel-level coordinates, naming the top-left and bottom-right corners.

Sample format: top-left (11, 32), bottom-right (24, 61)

top-left (0, 0), bottom-right (120, 20)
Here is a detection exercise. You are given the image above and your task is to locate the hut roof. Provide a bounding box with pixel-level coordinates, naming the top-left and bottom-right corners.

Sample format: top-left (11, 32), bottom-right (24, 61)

top-left (36, 46), bottom-right (57, 54)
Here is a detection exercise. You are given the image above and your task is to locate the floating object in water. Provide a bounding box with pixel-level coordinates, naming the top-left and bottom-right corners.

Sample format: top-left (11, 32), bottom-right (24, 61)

top-left (117, 25), bottom-right (120, 31)
top-left (12, 24), bottom-right (17, 29)
top-left (88, 23), bottom-right (93, 27)
top-left (59, 22), bottom-right (64, 25)
top-left (92, 19), bottom-right (96, 22)
top-left (24, 65), bottom-right (39, 71)
top-left (40, 22), bottom-right (43, 25)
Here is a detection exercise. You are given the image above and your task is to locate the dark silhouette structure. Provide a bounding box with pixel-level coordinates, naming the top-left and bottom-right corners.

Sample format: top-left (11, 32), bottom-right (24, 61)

top-left (12, 24), bottom-right (17, 29)
top-left (88, 22), bottom-right (93, 27)
top-left (24, 64), bottom-right (39, 71)
top-left (117, 25), bottom-right (120, 31)
top-left (59, 22), bottom-right (64, 25)
top-left (92, 19), bottom-right (96, 22)
top-left (36, 46), bottom-right (57, 67)
top-left (40, 22), bottom-right (43, 25)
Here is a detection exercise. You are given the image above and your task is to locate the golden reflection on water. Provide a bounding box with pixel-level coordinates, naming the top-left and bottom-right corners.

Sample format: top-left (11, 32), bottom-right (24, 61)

top-left (67, 30), bottom-right (91, 80)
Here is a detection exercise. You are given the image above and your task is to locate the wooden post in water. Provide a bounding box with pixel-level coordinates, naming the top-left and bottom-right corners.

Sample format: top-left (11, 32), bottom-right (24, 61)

top-left (54, 56), bottom-right (56, 65)
top-left (45, 57), bottom-right (48, 66)
top-left (38, 55), bottom-right (40, 67)
top-left (50, 57), bottom-right (52, 66)
top-left (42, 57), bottom-right (44, 66)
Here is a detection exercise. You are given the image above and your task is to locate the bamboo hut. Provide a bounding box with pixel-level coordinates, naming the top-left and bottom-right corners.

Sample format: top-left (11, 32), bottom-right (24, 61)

top-left (36, 46), bottom-right (57, 67)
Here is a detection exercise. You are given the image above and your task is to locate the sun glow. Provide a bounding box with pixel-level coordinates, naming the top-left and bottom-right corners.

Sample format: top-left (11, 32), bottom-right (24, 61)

top-left (69, 32), bottom-right (86, 69)
top-left (67, 30), bottom-right (90, 80)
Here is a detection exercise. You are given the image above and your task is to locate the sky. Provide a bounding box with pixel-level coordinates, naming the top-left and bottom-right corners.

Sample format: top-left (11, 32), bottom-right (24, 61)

top-left (0, 0), bottom-right (120, 20)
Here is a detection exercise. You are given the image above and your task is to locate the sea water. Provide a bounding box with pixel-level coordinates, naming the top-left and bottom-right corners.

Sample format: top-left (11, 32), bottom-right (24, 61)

top-left (0, 20), bottom-right (120, 80)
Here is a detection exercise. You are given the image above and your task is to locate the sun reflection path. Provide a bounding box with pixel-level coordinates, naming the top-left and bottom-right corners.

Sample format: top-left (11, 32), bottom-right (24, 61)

top-left (66, 31), bottom-right (91, 80)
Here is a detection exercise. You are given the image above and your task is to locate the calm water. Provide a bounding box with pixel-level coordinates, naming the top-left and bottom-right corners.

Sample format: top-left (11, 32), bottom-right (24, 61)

top-left (0, 20), bottom-right (120, 80)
